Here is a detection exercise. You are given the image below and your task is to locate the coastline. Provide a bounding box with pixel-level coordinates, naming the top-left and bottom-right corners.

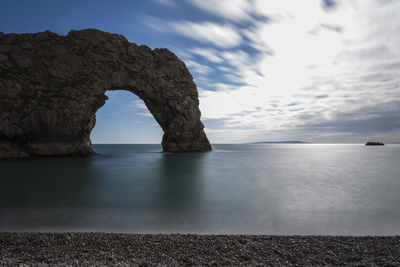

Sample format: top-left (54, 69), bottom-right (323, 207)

top-left (1, 232), bottom-right (399, 266)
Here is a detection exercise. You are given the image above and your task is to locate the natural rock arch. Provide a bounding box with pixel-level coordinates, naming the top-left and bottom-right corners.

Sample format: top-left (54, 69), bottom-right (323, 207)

top-left (0, 29), bottom-right (211, 158)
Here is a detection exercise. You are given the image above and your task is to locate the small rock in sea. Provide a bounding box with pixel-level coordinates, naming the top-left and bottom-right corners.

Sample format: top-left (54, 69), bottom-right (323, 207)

top-left (365, 142), bottom-right (385, 146)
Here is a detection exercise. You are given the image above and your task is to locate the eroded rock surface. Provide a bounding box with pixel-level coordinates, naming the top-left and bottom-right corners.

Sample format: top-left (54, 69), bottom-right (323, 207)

top-left (0, 29), bottom-right (211, 158)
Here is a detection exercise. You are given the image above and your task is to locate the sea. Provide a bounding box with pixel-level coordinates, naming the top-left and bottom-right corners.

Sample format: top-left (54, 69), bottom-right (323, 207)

top-left (1, 144), bottom-right (399, 235)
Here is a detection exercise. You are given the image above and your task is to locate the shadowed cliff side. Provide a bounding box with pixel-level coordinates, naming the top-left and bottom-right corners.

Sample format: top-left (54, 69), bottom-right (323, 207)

top-left (0, 29), bottom-right (211, 158)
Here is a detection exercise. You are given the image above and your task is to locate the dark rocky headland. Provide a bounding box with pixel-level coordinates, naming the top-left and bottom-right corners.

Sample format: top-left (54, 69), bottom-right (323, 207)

top-left (0, 29), bottom-right (211, 159)
top-left (1, 232), bottom-right (399, 266)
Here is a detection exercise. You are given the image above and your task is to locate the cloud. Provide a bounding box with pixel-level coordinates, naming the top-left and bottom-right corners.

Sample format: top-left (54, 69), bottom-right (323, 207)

top-left (184, 60), bottom-right (212, 74)
top-left (144, 16), bottom-right (243, 48)
top-left (187, 0), bottom-right (254, 21)
top-left (297, 101), bottom-right (400, 136)
top-left (197, 0), bottom-right (400, 142)
top-left (309, 23), bottom-right (343, 35)
top-left (315, 94), bottom-right (329, 99)
top-left (169, 21), bottom-right (243, 48)
top-left (129, 100), bottom-right (153, 118)
top-left (220, 50), bottom-right (251, 69)
top-left (146, 0), bottom-right (400, 143)
top-left (189, 47), bottom-right (224, 63)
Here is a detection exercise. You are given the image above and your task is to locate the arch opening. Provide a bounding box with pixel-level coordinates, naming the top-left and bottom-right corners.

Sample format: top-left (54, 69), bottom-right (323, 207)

top-left (91, 90), bottom-right (163, 148)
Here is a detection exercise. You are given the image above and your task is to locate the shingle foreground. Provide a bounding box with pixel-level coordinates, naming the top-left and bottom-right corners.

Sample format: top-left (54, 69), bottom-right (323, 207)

top-left (1, 232), bottom-right (399, 266)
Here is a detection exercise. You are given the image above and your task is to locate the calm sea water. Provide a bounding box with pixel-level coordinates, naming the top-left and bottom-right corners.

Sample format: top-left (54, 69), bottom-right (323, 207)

top-left (1, 144), bottom-right (399, 235)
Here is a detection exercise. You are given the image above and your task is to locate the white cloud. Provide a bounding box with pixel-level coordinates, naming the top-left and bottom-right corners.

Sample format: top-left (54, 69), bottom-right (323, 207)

top-left (185, 60), bottom-right (212, 74)
top-left (129, 100), bottom-right (153, 118)
top-left (187, 0), bottom-right (253, 21)
top-left (144, 17), bottom-right (243, 48)
top-left (169, 21), bottom-right (243, 48)
top-left (220, 50), bottom-right (251, 69)
top-left (172, 48), bottom-right (193, 61)
top-left (189, 47), bottom-right (224, 63)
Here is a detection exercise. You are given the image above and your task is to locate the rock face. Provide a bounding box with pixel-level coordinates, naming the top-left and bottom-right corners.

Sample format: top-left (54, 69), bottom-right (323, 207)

top-left (0, 29), bottom-right (211, 158)
top-left (365, 142), bottom-right (384, 146)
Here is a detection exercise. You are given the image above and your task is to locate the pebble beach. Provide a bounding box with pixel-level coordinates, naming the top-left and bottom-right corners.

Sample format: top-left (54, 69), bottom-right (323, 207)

top-left (1, 232), bottom-right (399, 266)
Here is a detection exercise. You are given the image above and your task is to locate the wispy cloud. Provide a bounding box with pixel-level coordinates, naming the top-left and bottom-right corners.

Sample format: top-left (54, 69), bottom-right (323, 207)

top-left (187, 0), bottom-right (254, 21)
top-left (144, 16), bottom-right (243, 48)
top-left (170, 21), bottom-right (242, 48)
top-left (184, 60), bottom-right (212, 74)
top-left (189, 47), bottom-right (224, 63)
top-left (220, 50), bottom-right (251, 69)
top-left (129, 100), bottom-right (153, 118)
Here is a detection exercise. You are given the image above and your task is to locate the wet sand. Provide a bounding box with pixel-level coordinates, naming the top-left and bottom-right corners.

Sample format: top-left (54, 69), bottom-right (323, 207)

top-left (1, 232), bottom-right (399, 266)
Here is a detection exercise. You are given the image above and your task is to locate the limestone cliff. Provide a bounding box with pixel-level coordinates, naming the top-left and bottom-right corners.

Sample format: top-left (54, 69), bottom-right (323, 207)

top-left (0, 29), bottom-right (211, 158)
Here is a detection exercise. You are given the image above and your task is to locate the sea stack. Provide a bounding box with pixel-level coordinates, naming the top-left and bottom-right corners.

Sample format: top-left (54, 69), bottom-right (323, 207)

top-left (365, 142), bottom-right (385, 146)
top-left (0, 29), bottom-right (212, 159)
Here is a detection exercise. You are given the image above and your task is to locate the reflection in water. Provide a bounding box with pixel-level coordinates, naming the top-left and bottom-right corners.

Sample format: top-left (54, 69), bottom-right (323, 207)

top-left (153, 153), bottom-right (206, 231)
top-left (0, 144), bottom-right (400, 235)
top-left (0, 156), bottom-right (102, 230)
top-left (157, 153), bottom-right (205, 210)
top-left (0, 157), bottom-right (99, 208)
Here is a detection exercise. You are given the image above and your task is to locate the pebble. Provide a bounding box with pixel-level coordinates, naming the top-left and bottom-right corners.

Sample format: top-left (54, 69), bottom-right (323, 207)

top-left (0, 232), bottom-right (399, 266)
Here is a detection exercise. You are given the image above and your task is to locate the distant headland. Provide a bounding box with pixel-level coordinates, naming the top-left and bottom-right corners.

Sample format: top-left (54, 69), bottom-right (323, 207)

top-left (251, 140), bottom-right (309, 144)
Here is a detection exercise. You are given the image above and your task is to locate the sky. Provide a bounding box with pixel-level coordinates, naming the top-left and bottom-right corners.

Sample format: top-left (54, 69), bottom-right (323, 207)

top-left (1, 0), bottom-right (400, 143)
